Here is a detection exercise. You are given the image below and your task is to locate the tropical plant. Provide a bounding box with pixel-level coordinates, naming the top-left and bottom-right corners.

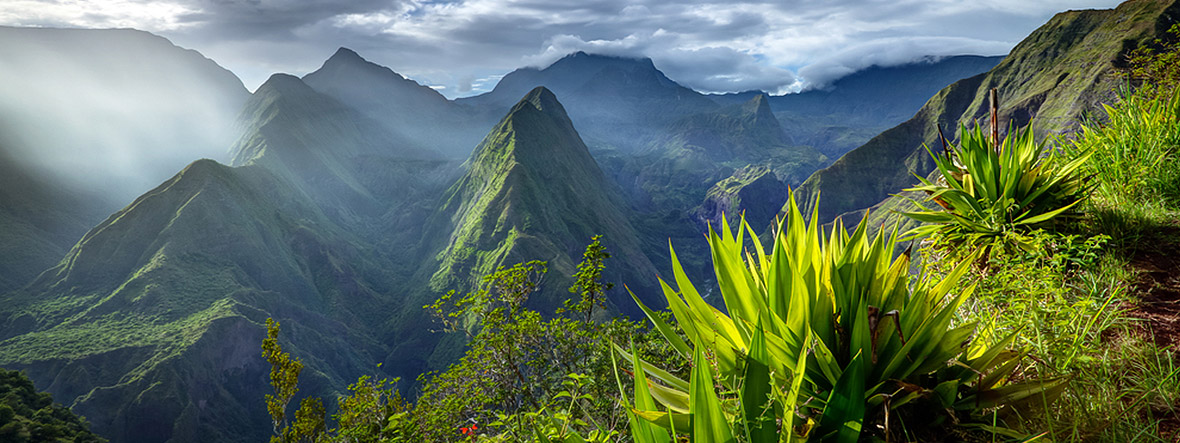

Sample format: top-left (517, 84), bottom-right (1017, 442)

top-left (263, 318), bottom-right (327, 443)
top-left (618, 195), bottom-right (1066, 442)
top-left (900, 123), bottom-right (1092, 253)
top-left (480, 373), bottom-right (620, 443)
top-left (413, 236), bottom-right (681, 441)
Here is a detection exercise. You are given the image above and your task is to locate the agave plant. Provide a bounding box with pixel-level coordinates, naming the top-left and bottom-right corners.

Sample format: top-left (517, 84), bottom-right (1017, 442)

top-left (901, 123), bottom-right (1092, 250)
top-left (617, 194), bottom-right (1066, 442)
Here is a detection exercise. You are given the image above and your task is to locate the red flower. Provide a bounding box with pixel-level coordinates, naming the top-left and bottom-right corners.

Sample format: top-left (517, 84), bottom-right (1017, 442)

top-left (460, 425), bottom-right (478, 435)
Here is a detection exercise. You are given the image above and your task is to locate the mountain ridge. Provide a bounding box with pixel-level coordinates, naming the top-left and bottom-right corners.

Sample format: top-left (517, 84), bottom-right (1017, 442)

top-left (427, 87), bottom-right (659, 310)
top-left (303, 48), bottom-right (489, 159)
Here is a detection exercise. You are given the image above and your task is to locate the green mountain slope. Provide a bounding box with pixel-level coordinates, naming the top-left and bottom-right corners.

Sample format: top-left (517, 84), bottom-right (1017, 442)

top-left (427, 87), bottom-right (659, 310)
top-left (794, 0), bottom-right (1180, 223)
top-left (0, 27), bottom-right (247, 294)
top-left (0, 160), bottom-right (392, 443)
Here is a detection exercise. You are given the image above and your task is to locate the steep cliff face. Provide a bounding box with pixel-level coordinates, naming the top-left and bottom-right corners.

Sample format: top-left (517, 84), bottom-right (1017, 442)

top-left (794, 0), bottom-right (1180, 223)
top-left (694, 165), bottom-right (788, 231)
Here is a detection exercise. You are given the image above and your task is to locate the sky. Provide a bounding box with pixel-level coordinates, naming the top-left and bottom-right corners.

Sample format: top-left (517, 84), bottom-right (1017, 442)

top-left (0, 0), bottom-right (1125, 98)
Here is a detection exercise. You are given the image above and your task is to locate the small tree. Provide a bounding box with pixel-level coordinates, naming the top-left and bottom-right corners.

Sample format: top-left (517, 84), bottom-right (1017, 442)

top-left (261, 319), bottom-right (410, 443)
top-left (413, 236), bottom-right (675, 441)
top-left (562, 235), bottom-right (614, 322)
top-left (261, 318), bottom-right (326, 443)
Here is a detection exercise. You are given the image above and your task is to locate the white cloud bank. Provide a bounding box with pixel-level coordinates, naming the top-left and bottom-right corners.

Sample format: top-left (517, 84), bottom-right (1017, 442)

top-left (0, 0), bottom-right (1124, 97)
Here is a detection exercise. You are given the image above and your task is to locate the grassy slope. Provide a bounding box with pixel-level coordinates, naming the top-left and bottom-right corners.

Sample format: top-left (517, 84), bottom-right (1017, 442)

top-left (795, 0), bottom-right (1180, 223)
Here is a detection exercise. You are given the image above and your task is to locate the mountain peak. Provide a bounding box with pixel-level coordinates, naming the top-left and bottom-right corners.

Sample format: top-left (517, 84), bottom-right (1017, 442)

top-left (258, 73), bottom-right (312, 94)
top-left (429, 87), bottom-right (658, 311)
top-left (549, 51), bottom-right (656, 70)
top-left (516, 86), bottom-right (566, 116)
top-left (310, 47), bottom-right (406, 81)
top-left (471, 87), bottom-right (583, 165)
top-left (329, 47), bottom-right (364, 62)
top-left (741, 93), bottom-right (772, 117)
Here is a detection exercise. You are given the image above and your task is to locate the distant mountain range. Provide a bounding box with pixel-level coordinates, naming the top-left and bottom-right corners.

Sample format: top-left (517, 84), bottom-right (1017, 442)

top-left (712, 55), bottom-right (1005, 158)
top-left (0, 17), bottom-right (1046, 443)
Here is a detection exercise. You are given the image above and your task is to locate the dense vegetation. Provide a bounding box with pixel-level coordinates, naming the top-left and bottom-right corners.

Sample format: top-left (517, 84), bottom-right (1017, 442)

top-left (0, 368), bottom-right (105, 442)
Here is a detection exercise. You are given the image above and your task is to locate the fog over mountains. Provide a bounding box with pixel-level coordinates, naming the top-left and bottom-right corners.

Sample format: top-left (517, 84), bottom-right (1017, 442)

top-left (5, 2), bottom-right (1169, 438)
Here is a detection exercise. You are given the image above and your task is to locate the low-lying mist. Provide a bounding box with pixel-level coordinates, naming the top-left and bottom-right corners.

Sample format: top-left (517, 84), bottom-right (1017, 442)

top-left (0, 27), bottom-right (248, 207)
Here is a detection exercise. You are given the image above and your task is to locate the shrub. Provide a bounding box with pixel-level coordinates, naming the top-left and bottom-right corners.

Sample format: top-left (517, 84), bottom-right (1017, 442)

top-left (1124, 23), bottom-right (1180, 93)
top-left (412, 236), bottom-right (679, 441)
top-left (261, 318), bottom-right (411, 443)
top-left (620, 195), bottom-right (1064, 442)
top-left (901, 123), bottom-right (1092, 254)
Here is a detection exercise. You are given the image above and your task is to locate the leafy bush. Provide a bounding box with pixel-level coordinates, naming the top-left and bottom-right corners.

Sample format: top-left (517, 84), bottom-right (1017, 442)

top-left (0, 368), bottom-right (105, 443)
top-left (930, 227), bottom-right (1180, 441)
top-left (901, 123), bottom-right (1092, 253)
top-left (935, 231), bottom-right (1119, 372)
top-left (1125, 23), bottom-right (1180, 92)
top-left (259, 236), bottom-right (678, 442)
top-left (620, 195), bottom-right (1064, 442)
top-left (412, 236), bottom-right (680, 441)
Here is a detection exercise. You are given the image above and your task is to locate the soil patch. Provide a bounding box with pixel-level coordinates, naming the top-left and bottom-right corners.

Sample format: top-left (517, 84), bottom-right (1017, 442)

top-left (1128, 225), bottom-right (1180, 351)
top-left (1126, 224), bottom-right (1180, 440)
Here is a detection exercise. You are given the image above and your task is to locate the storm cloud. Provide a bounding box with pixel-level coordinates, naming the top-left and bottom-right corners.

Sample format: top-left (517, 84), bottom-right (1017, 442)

top-left (0, 0), bottom-right (1123, 97)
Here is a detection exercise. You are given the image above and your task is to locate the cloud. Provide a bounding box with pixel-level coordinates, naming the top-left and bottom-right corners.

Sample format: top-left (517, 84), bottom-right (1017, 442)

top-left (0, 0), bottom-right (1125, 97)
top-left (654, 46), bottom-right (799, 94)
top-left (0, 0), bottom-right (199, 31)
top-left (798, 36), bottom-right (1013, 89)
